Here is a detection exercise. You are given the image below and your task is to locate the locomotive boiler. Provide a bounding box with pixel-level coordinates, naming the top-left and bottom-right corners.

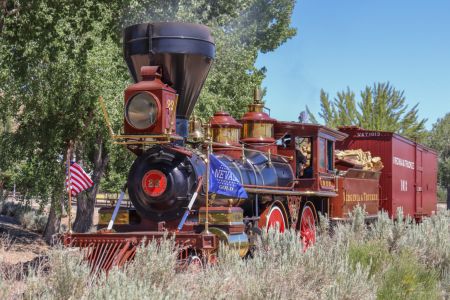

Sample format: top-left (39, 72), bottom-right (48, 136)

top-left (64, 21), bottom-right (438, 271)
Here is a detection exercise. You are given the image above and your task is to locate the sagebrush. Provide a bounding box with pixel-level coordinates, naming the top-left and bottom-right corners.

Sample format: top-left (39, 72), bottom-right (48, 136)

top-left (1, 208), bottom-right (449, 300)
top-left (0, 200), bottom-right (47, 233)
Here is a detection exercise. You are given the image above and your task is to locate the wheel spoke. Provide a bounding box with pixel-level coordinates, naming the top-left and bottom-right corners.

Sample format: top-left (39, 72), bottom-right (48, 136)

top-left (299, 205), bottom-right (316, 250)
top-left (266, 206), bottom-right (286, 233)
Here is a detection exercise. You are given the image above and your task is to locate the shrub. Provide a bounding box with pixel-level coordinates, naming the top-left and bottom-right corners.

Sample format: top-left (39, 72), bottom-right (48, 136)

top-left (0, 200), bottom-right (47, 233)
top-left (377, 251), bottom-right (439, 300)
top-left (437, 186), bottom-right (447, 203)
top-left (24, 248), bottom-right (91, 300)
top-left (0, 232), bottom-right (14, 252)
top-left (403, 210), bottom-right (450, 278)
top-left (0, 277), bottom-right (14, 300)
top-left (2, 207), bottom-right (446, 299)
top-left (0, 201), bottom-right (25, 217)
top-left (20, 211), bottom-right (35, 230)
top-left (348, 240), bottom-right (390, 278)
top-left (20, 210), bottom-right (48, 233)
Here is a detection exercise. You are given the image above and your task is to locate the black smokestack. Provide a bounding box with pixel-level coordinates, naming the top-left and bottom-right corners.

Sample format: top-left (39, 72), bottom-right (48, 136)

top-left (123, 22), bottom-right (215, 138)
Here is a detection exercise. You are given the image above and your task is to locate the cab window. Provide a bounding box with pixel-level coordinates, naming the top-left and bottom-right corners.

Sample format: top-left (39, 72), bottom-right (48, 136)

top-left (295, 137), bottom-right (313, 178)
top-left (327, 140), bottom-right (334, 171)
top-left (319, 138), bottom-right (326, 170)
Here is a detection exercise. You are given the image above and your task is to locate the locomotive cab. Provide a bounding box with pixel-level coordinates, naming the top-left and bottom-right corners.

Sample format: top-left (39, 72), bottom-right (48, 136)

top-left (275, 122), bottom-right (348, 192)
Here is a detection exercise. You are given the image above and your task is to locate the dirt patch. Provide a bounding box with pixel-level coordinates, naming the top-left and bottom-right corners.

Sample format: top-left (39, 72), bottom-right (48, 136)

top-left (0, 215), bottom-right (49, 265)
top-left (0, 203), bottom-right (101, 268)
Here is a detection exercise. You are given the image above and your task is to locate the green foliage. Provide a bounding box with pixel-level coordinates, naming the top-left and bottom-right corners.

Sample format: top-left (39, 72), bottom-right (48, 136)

top-left (0, 1), bottom-right (130, 219)
top-left (437, 186), bottom-right (448, 203)
top-left (121, 0), bottom-right (296, 119)
top-left (24, 249), bottom-right (91, 300)
top-left (426, 113), bottom-right (450, 190)
top-left (0, 1), bottom-right (297, 235)
top-left (314, 82), bottom-right (427, 142)
top-left (348, 240), bottom-right (390, 278)
top-left (0, 201), bottom-right (26, 218)
top-left (305, 105), bottom-right (319, 124)
top-left (0, 0), bottom-right (296, 206)
top-left (377, 251), bottom-right (439, 300)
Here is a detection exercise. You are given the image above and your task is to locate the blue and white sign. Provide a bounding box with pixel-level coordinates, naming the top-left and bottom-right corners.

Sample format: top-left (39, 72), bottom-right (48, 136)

top-left (208, 154), bottom-right (248, 199)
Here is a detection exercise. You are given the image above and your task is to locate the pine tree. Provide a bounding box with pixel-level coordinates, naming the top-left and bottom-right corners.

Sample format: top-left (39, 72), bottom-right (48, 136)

top-left (317, 82), bottom-right (427, 141)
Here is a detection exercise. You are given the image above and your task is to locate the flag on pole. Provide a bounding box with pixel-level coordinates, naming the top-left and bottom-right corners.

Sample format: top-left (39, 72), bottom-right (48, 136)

top-left (66, 162), bottom-right (93, 196)
top-left (208, 154), bottom-right (248, 198)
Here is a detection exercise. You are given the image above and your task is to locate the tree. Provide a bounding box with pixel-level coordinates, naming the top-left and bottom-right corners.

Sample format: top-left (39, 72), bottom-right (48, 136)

top-left (0, 1), bottom-right (128, 240)
top-left (0, 0), bottom-right (297, 239)
top-left (426, 113), bottom-right (450, 202)
top-left (313, 83), bottom-right (427, 142)
top-left (0, 0), bottom-right (19, 34)
top-left (122, 0), bottom-right (297, 120)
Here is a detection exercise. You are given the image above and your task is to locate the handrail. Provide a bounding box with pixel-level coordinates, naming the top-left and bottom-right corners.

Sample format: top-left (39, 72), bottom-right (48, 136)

top-left (210, 141), bottom-right (293, 161)
top-left (244, 187), bottom-right (337, 197)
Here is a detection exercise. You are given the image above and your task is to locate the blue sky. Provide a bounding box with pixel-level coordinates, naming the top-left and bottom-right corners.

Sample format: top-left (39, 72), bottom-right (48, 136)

top-left (255, 0), bottom-right (450, 129)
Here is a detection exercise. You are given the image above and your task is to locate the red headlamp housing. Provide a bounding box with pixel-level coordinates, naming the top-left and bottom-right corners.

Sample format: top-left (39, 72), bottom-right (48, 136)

top-left (124, 66), bottom-right (177, 136)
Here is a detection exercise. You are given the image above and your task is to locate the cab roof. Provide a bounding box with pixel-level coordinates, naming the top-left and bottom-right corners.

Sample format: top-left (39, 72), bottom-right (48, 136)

top-left (274, 121), bottom-right (348, 142)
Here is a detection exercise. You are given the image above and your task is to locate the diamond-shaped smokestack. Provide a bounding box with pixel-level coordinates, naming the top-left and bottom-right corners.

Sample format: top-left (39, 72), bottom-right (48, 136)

top-left (123, 22), bottom-right (215, 137)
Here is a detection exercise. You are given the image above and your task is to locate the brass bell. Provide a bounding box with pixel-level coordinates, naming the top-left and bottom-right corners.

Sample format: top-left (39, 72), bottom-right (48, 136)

top-left (188, 115), bottom-right (204, 142)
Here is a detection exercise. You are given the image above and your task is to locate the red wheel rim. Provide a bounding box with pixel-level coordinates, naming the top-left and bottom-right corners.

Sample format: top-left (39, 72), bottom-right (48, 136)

top-left (300, 206), bottom-right (316, 251)
top-left (266, 206), bottom-right (286, 233)
top-left (208, 254), bottom-right (218, 265)
top-left (188, 256), bottom-right (203, 271)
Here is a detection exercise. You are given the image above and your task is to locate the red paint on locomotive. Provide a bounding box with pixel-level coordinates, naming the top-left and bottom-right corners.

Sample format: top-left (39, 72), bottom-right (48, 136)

top-left (142, 170), bottom-right (168, 197)
top-left (124, 66), bottom-right (178, 137)
top-left (337, 126), bottom-right (438, 219)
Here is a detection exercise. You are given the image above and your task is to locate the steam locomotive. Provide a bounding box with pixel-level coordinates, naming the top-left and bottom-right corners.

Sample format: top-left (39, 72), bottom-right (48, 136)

top-left (64, 22), bottom-right (438, 269)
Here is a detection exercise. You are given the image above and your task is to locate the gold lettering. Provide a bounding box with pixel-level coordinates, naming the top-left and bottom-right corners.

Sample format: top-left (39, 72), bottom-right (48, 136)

top-left (321, 179), bottom-right (335, 188)
top-left (167, 99), bottom-right (175, 111)
top-left (344, 193), bottom-right (379, 203)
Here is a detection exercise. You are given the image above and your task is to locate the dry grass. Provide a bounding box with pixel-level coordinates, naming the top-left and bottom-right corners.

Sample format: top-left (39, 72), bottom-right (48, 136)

top-left (1, 232), bottom-right (14, 252)
top-left (1, 208), bottom-right (449, 300)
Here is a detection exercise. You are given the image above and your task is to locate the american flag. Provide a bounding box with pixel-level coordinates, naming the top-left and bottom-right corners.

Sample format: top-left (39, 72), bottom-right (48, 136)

top-left (66, 162), bottom-right (94, 196)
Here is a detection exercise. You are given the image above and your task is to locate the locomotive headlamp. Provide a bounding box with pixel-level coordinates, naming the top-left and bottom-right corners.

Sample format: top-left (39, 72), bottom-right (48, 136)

top-left (125, 92), bottom-right (158, 129)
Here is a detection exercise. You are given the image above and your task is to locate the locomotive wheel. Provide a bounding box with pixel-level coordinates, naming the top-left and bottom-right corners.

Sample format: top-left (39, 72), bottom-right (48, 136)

top-left (299, 205), bottom-right (316, 250)
top-left (266, 206), bottom-right (286, 233)
top-left (207, 253), bottom-right (218, 265)
top-left (187, 255), bottom-right (203, 271)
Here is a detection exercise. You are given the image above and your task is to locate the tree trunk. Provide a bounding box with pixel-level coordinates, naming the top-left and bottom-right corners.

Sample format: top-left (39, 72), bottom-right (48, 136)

top-left (60, 192), bottom-right (67, 217)
top-left (43, 142), bottom-right (73, 244)
top-left (0, 181), bottom-right (5, 202)
top-left (0, 1), bottom-right (20, 35)
top-left (73, 136), bottom-right (109, 233)
top-left (447, 186), bottom-right (450, 210)
top-left (43, 198), bottom-right (62, 244)
top-left (72, 190), bottom-right (96, 233)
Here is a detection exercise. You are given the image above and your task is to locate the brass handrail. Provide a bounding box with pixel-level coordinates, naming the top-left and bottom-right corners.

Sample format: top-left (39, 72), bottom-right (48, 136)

top-left (210, 141), bottom-right (293, 161)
